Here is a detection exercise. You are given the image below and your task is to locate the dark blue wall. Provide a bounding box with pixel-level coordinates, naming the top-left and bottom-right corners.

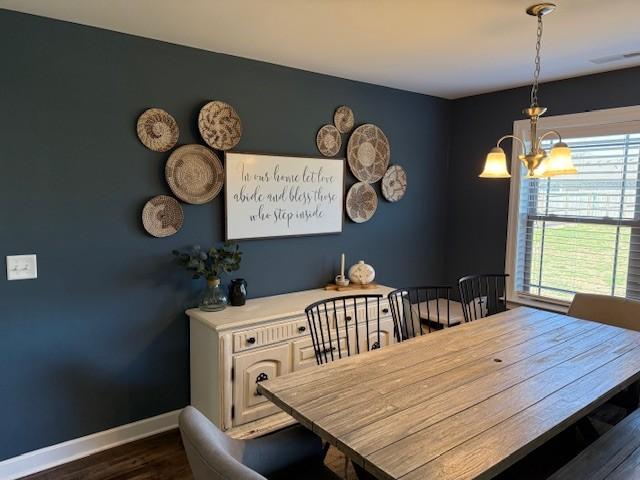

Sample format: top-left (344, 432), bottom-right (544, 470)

top-left (0, 10), bottom-right (450, 460)
top-left (4, 6), bottom-right (639, 462)
top-left (445, 66), bottom-right (640, 285)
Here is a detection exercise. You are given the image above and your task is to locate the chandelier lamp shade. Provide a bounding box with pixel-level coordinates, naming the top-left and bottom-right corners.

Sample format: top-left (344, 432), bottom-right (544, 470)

top-left (479, 3), bottom-right (577, 179)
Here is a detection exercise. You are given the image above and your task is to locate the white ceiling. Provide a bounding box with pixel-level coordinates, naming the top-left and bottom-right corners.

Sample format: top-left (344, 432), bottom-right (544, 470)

top-left (2, 0), bottom-right (640, 99)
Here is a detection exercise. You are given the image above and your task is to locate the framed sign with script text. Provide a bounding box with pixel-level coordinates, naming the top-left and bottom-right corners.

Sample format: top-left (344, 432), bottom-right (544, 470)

top-left (224, 152), bottom-right (344, 240)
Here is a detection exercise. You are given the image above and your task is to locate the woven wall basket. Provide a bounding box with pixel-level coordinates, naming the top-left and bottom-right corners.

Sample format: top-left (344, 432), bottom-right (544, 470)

top-left (165, 144), bottom-right (224, 204)
top-left (347, 124), bottom-right (390, 183)
top-left (346, 182), bottom-right (378, 223)
top-left (334, 105), bottom-right (355, 134)
top-left (142, 195), bottom-right (183, 237)
top-left (198, 100), bottom-right (242, 151)
top-left (382, 165), bottom-right (407, 202)
top-left (316, 124), bottom-right (342, 157)
top-left (136, 108), bottom-right (179, 152)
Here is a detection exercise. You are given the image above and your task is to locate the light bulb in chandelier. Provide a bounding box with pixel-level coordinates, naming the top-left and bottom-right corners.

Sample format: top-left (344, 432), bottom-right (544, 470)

top-left (544, 142), bottom-right (577, 176)
top-left (479, 147), bottom-right (511, 178)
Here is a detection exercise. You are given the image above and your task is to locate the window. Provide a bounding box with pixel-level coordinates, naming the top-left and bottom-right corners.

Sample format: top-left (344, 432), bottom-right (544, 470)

top-left (506, 106), bottom-right (640, 310)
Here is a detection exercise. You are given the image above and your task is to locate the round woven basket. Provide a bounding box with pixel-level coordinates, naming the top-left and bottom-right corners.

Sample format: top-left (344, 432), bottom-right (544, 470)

top-left (316, 124), bottom-right (342, 157)
top-left (334, 106), bottom-right (355, 133)
top-left (136, 108), bottom-right (179, 152)
top-left (142, 195), bottom-right (183, 237)
top-left (165, 144), bottom-right (224, 204)
top-left (198, 100), bottom-right (242, 151)
top-left (346, 182), bottom-right (378, 223)
top-left (382, 165), bottom-right (407, 202)
top-left (347, 124), bottom-right (390, 183)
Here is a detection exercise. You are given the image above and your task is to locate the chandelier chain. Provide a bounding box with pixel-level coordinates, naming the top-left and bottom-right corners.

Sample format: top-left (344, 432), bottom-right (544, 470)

top-left (530, 13), bottom-right (543, 108)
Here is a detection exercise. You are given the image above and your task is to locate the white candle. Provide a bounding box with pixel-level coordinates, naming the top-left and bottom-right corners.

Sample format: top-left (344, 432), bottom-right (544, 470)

top-left (340, 253), bottom-right (345, 278)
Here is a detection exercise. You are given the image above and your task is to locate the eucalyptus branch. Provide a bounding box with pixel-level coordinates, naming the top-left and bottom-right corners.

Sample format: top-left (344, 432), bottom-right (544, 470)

top-left (172, 242), bottom-right (242, 281)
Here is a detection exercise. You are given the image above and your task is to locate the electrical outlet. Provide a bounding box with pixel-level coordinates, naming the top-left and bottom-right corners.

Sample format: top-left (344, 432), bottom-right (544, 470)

top-left (6, 254), bottom-right (38, 280)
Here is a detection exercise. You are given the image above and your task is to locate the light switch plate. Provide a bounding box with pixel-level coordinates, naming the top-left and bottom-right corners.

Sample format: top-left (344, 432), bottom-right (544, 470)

top-left (6, 254), bottom-right (38, 280)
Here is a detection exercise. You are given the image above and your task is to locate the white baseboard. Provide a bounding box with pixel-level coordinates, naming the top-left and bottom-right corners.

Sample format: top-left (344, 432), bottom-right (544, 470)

top-left (0, 409), bottom-right (181, 480)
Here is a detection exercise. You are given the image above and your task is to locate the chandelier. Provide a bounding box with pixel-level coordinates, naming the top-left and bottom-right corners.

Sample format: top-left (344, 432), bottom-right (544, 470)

top-left (480, 3), bottom-right (577, 179)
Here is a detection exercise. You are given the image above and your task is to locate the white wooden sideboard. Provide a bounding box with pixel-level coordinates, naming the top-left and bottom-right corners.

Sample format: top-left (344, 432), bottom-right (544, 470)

top-left (187, 285), bottom-right (395, 438)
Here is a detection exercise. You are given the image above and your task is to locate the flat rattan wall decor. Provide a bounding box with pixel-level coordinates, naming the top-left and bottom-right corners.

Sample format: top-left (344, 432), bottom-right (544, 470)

top-left (347, 123), bottom-right (390, 183)
top-left (316, 105), bottom-right (408, 224)
top-left (346, 181), bottom-right (377, 223)
top-left (137, 99), bottom-right (244, 238)
top-left (198, 100), bottom-right (242, 151)
top-left (137, 108), bottom-right (179, 152)
top-left (165, 144), bottom-right (224, 205)
top-left (137, 99), bottom-right (408, 236)
top-left (381, 165), bottom-right (407, 202)
top-left (334, 105), bottom-right (355, 133)
top-left (142, 195), bottom-right (184, 237)
top-left (316, 124), bottom-right (341, 157)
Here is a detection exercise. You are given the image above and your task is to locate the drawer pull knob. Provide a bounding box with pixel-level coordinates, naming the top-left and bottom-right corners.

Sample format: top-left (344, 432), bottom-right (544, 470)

top-left (247, 337), bottom-right (256, 345)
top-left (320, 346), bottom-right (337, 354)
top-left (345, 316), bottom-right (352, 322)
top-left (382, 308), bottom-right (389, 314)
top-left (255, 372), bottom-right (269, 396)
top-left (298, 326), bottom-right (306, 333)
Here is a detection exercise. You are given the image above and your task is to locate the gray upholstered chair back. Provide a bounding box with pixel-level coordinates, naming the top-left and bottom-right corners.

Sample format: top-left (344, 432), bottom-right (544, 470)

top-left (568, 293), bottom-right (640, 331)
top-left (179, 406), bottom-right (325, 480)
top-left (179, 406), bottom-right (266, 480)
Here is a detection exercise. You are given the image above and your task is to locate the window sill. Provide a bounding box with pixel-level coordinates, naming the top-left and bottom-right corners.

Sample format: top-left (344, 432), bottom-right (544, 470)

top-left (507, 294), bottom-right (570, 314)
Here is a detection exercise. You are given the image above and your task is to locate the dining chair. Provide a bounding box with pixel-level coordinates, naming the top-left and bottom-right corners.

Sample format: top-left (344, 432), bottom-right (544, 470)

top-left (568, 293), bottom-right (640, 331)
top-left (179, 406), bottom-right (338, 480)
top-left (568, 294), bottom-right (640, 413)
top-left (458, 274), bottom-right (509, 322)
top-left (388, 286), bottom-right (460, 340)
top-left (305, 294), bottom-right (384, 365)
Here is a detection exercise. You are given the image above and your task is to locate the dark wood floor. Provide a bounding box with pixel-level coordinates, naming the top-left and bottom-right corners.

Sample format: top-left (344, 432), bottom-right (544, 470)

top-left (18, 404), bottom-right (627, 480)
top-left (20, 429), bottom-right (357, 480)
top-left (20, 430), bottom-right (192, 480)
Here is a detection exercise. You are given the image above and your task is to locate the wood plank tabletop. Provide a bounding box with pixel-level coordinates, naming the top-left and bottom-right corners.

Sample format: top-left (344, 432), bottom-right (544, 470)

top-left (258, 307), bottom-right (640, 480)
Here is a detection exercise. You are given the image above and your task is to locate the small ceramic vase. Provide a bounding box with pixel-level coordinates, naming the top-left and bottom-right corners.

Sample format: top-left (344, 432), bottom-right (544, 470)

top-left (348, 260), bottom-right (375, 285)
top-left (229, 278), bottom-right (247, 306)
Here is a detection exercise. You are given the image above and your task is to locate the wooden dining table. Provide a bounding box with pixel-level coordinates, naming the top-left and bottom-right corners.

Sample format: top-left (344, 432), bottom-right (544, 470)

top-left (258, 306), bottom-right (640, 480)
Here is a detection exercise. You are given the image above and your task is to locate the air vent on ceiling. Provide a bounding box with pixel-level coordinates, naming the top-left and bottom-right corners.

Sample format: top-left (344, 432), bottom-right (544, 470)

top-left (590, 52), bottom-right (640, 64)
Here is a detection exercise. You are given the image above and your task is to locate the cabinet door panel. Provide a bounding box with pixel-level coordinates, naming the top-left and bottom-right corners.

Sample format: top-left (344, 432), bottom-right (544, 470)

top-left (292, 330), bottom-right (354, 371)
top-left (358, 318), bottom-right (396, 352)
top-left (292, 337), bottom-right (318, 371)
top-left (232, 344), bottom-right (290, 426)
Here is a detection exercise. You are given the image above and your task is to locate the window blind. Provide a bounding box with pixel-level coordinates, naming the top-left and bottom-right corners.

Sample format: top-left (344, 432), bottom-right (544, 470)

top-left (513, 132), bottom-right (640, 303)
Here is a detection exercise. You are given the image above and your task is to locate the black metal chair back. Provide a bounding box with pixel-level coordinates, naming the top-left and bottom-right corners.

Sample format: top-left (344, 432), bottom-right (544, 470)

top-left (458, 274), bottom-right (509, 322)
top-left (305, 294), bottom-right (383, 365)
top-left (388, 287), bottom-right (453, 341)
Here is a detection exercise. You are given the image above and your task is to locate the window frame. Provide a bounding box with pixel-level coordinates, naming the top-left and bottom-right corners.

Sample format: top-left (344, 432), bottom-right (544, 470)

top-left (505, 105), bottom-right (640, 312)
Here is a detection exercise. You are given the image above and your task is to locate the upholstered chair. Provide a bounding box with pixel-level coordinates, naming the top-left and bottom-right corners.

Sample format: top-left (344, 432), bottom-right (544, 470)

top-left (179, 406), bottom-right (337, 480)
top-left (569, 293), bottom-right (640, 412)
top-left (568, 293), bottom-right (640, 331)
